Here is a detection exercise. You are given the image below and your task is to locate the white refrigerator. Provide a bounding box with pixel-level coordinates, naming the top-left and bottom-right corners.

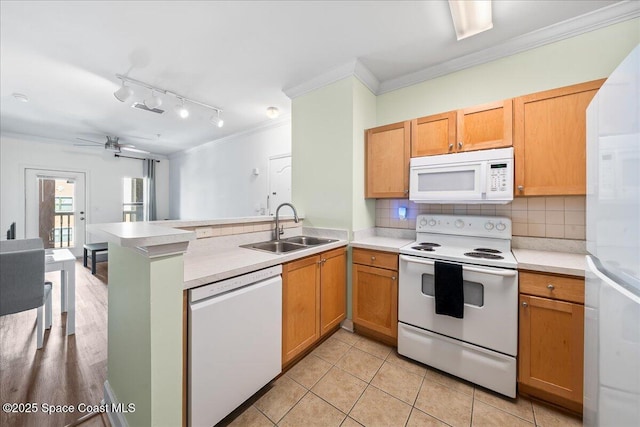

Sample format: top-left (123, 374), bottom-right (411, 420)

top-left (584, 44), bottom-right (640, 427)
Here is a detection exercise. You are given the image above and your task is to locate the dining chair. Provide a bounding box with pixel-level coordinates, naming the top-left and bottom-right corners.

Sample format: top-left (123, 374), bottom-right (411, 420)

top-left (0, 238), bottom-right (53, 349)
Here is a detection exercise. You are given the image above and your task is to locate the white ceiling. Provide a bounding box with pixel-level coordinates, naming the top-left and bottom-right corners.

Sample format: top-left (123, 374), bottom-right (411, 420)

top-left (0, 1), bottom-right (636, 156)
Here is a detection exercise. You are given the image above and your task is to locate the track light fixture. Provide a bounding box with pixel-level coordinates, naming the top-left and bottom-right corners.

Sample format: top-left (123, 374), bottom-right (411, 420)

top-left (211, 110), bottom-right (224, 128)
top-left (114, 81), bottom-right (133, 102)
top-left (113, 74), bottom-right (223, 125)
top-left (175, 98), bottom-right (190, 119)
top-left (144, 89), bottom-right (163, 109)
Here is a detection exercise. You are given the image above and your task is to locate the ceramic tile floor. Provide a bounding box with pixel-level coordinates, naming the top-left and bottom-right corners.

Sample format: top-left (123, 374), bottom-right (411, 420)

top-left (226, 329), bottom-right (583, 427)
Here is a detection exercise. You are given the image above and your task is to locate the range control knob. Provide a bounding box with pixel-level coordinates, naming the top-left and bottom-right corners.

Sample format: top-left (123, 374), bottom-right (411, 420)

top-left (454, 219), bottom-right (465, 228)
top-left (428, 219), bottom-right (437, 227)
top-left (419, 218), bottom-right (428, 226)
top-left (484, 221), bottom-right (495, 230)
top-left (496, 222), bottom-right (506, 231)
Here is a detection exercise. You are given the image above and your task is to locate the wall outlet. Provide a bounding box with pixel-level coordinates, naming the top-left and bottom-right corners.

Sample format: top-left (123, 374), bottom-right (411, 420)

top-left (195, 227), bottom-right (214, 238)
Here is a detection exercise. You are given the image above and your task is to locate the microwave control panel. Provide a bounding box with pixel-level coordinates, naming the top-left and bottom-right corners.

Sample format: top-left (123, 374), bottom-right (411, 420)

top-left (489, 163), bottom-right (509, 192)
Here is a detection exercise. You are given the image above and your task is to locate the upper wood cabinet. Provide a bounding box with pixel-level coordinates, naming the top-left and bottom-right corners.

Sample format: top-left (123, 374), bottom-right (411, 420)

top-left (365, 121), bottom-right (410, 198)
top-left (411, 100), bottom-right (512, 157)
top-left (411, 111), bottom-right (456, 156)
top-left (457, 99), bottom-right (513, 152)
top-left (514, 79), bottom-right (605, 196)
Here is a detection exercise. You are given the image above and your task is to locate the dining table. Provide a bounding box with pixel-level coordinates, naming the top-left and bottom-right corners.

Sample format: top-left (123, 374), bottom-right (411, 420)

top-left (45, 248), bottom-right (76, 335)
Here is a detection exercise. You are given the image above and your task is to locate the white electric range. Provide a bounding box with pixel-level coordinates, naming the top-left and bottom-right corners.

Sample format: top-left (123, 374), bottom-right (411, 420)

top-left (398, 214), bottom-right (518, 397)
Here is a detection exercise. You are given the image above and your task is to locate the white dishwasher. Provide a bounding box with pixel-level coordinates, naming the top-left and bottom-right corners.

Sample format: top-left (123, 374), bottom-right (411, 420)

top-left (189, 265), bottom-right (282, 427)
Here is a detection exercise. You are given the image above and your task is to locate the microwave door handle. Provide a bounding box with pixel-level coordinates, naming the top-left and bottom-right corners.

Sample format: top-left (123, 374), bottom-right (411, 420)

top-left (400, 255), bottom-right (517, 277)
top-left (480, 163), bottom-right (488, 199)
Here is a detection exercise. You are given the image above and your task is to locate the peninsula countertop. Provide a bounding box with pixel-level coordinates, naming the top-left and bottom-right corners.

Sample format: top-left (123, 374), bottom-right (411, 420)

top-left (183, 237), bottom-right (348, 289)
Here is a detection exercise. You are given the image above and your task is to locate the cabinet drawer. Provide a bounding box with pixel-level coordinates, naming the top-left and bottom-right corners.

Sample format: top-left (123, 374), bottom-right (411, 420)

top-left (352, 248), bottom-right (398, 270)
top-left (519, 271), bottom-right (584, 304)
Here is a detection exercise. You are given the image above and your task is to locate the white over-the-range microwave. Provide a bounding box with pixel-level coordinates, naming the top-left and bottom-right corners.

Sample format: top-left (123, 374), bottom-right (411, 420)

top-left (409, 147), bottom-right (514, 204)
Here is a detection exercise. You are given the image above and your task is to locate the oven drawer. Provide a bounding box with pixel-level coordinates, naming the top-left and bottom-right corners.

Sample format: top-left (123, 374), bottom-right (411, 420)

top-left (353, 248), bottom-right (398, 270)
top-left (519, 271), bottom-right (584, 304)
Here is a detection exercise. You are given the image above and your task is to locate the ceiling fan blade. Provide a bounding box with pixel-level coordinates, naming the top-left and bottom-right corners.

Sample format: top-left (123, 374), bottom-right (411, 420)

top-left (121, 147), bottom-right (151, 154)
top-left (73, 143), bottom-right (101, 147)
top-left (76, 137), bottom-right (102, 145)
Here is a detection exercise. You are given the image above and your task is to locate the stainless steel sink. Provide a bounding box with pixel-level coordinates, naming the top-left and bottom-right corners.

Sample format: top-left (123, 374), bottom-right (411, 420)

top-left (282, 236), bottom-right (337, 246)
top-left (241, 236), bottom-right (337, 254)
top-left (242, 241), bottom-right (307, 254)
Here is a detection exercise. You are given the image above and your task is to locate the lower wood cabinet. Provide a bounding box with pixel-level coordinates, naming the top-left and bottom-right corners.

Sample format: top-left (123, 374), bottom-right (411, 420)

top-left (282, 247), bottom-right (346, 365)
top-left (352, 248), bottom-right (398, 345)
top-left (518, 271), bottom-right (585, 414)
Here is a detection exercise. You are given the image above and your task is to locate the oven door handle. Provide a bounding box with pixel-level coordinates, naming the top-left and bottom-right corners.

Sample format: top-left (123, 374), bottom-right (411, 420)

top-left (400, 255), bottom-right (517, 277)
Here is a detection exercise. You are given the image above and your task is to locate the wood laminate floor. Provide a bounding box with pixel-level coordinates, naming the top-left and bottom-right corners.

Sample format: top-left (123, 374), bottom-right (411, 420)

top-left (0, 260), bottom-right (109, 427)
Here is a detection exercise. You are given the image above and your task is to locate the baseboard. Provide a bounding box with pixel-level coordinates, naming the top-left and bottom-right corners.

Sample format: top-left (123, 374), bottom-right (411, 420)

top-left (103, 380), bottom-right (129, 427)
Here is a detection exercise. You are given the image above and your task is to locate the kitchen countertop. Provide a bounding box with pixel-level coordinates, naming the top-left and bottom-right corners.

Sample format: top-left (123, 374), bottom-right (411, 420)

top-left (512, 248), bottom-right (586, 277)
top-left (184, 238), bottom-right (348, 289)
top-left (350, 236), bottom-right (413, 253)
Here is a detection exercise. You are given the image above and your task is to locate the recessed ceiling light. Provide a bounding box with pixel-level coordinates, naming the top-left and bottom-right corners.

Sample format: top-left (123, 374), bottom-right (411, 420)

top-left (12, 93), bottom-right (29, 102)
top-left (266, 106), bottom-right (280, 119)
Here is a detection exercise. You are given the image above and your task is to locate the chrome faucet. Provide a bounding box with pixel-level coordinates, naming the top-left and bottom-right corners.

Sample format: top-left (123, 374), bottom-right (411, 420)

top-left (275, 203), bottom-right (299, 241)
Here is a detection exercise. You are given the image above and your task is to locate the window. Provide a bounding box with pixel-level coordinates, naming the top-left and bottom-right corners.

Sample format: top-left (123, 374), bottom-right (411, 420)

top-left (123, 177), bottom-right (144, 222)
top-left (55, 196), bottom-right (74, 212)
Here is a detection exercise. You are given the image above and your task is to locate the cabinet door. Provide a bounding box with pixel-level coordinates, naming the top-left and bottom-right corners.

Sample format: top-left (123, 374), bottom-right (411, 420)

top-left (365, 121), bottom-right (411, 198)
top-left (282, 255), bottom-right (320, 364)
top-left (514, 80), bottom-right (604, 196)
top-left (457, 99), bottom-right (513, 152)
top-left (352, 264), bottom-right (398, 339)
top-left (519, 295), bottom-right (584, 406)
top-left (411, 111), bottom-right (457, 156)
top-left (319, 247), bottom-right (347, 336)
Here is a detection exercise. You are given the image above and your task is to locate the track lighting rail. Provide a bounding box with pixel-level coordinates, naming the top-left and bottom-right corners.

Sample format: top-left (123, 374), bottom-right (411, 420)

top-left (115, 74), bottom-right (223, 114)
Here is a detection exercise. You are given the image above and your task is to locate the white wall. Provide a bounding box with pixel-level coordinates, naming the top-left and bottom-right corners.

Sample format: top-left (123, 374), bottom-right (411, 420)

top-left (0, 135), bottom-right (170, 240)
top-left (169, 120), bottom-right (291, 220)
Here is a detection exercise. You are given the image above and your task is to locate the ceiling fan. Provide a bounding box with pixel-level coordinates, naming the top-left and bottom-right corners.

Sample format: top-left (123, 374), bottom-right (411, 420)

top-left (74, 135), bottom-right (150, 154)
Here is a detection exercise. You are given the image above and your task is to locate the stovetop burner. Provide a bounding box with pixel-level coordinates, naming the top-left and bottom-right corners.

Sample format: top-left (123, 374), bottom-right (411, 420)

top-left (411, 246), bottom-right (435, 252)
top-left (473, 248), bottom-right (502, 254)
top-left (416, 242), bottom-right (441, 247)
top-left (464, 252), bottom-right (504, 260)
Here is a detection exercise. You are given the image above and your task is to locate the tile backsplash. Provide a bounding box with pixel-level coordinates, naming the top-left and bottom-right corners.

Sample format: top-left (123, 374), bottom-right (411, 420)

top-left (375, 196), bottom-right (586, 240)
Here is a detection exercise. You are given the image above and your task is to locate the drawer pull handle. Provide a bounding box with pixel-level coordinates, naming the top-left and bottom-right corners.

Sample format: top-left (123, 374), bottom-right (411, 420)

top-left (522, 301), bottom-right (528, 307)
top-left (371, 256), bottom-right (376, 261)
top-left (391, 276), bottom-right (396, 280)
top-left (547, 284), bottom-right (555, 290)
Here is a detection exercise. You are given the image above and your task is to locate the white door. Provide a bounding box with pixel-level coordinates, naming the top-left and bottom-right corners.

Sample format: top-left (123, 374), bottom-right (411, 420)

top-left (25, 169), bottom-right (86, 257)
top-left (268, 155), bottom-right (291, 215)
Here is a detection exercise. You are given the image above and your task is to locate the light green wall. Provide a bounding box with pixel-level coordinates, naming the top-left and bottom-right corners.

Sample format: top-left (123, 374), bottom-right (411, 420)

top-left (377, 18), bottom-right (640, 125)
top-left (108, 244), bottom-right (183, 427)
top-left (351, 78), bottom-right (377, 232)
top-left (292, 78), bottom-right (355, 229)
top-left (291, 19), bottom-right (639, 323)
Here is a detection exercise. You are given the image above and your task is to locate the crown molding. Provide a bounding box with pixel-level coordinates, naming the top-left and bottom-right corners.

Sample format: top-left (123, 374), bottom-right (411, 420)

top-left (378, 1), bottom-right (640, 94)
top-left (283, 59), bottom-right (379, 99)
top-left (169, 116), bottom-right (291, 159)
top-left (282, 2), bottom-right (639, 99)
